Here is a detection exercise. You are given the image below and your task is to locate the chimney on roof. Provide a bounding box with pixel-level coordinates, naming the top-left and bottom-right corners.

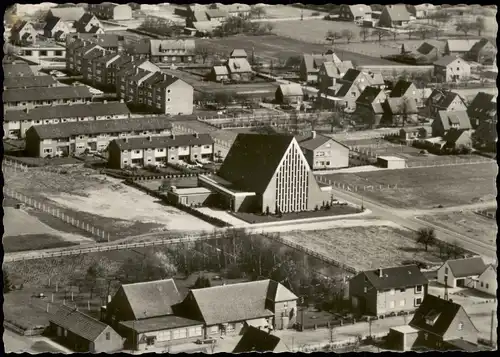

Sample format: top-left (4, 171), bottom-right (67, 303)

top-left (171, 134), bottom-right (176, 139)
top-left (25, 108), bottom-right (29, 113)
top-left (104, 100), bottom-right (107, 104)
top-left (378, 269), bottom-right (383, 278)
top-left (194, 132), bottom-right (199, 138)
top-left (125, 137), bottom-right (129, 143)
top-left (148, 136), bottom-right (152, 142)
top-left (120, 99), bottom-right (124, 103)
top-left (311, 130), bottom-right (316, 139)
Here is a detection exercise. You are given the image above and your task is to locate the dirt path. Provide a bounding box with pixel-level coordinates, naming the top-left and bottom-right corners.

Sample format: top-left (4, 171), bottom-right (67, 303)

top-left (398, 200), bottom-right (497, 218)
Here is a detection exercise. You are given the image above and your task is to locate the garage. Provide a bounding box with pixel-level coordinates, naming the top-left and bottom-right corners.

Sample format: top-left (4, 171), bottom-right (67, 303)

top-left (456, 279), bottom-right (466, 287)
top-left (388, 325), bottom-right (420, 351)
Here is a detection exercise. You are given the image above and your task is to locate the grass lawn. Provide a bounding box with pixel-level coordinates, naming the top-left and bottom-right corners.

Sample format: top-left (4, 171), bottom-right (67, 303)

top-left (5, 155), bottom-right (82, 167)
top-left (3, 234), bottom-right (79, 253)
top-left (417, 211), bottom-right (497, 245)
top-left (230, 205), bottom-right (360, 224)
top-left (282, 226), bottom-right (445, 272)
top-left (30, 341), bottom-right (66, 353)
top-left (323, 162), bottom-right (497, 209)
top-left (300, 306), bottom-right (337, 329)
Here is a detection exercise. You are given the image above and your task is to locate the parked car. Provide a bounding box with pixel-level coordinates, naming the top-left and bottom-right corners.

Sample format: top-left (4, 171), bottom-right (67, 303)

top-left (195, 338), bottom-right (217, 345)
top-left (50, 70), bottom-right (66, 77)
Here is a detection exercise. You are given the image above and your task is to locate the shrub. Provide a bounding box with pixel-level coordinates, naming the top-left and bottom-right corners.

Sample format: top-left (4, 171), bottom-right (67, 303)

top-left (311, 11), bottom-right (321, 16)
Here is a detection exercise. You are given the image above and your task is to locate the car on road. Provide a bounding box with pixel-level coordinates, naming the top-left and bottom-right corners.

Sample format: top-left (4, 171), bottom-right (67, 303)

top-left (49, 70), bottom-right (66, 77)
top-left (195, 338), bottom-right (216, 345)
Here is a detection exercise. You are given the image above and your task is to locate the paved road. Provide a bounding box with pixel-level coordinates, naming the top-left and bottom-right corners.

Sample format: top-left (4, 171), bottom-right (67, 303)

top-left (328, 188), bottom-right (497, 262)
top-left (3, 329), bottom-right (71, 354)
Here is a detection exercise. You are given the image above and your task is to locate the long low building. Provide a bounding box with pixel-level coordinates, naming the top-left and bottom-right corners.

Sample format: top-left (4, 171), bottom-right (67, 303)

top-left (25, 117), bottom-right (173, 158)
top-left (4, 101), bottom-right (132, 139)
top-left (107, 133), bottom-right (214, 169)
top-left (3, 75), bottom-right (59, 89)
top-left (3, 86), bottom-right (94, 111)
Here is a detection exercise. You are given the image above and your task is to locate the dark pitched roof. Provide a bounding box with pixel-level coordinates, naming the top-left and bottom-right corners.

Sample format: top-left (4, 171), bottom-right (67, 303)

top-left (69, 33), bottom-right (121, 48)
top-left (112, 134), bottom-right (213, 150)
top-left (3, 86), bottom-right (93, 103)
top-left (266, 279), bottom-right (298, 302)
top-left (434, 55), bottom-right (466, 67)
top-left (443, 129), bottom-right (470, 145)
top-left (120, 279), bottom-right (182, 319)
top-left (218, 134), bottom-right (294, 194)
top-left (363, 265), bottom-right (428, 290)
top-left (409, 294), bottom-right (474, 337)
top-left (29, 116), bottom-right (173, 140)
top-left (446, 257), bottom-right (487, 278)
top-left (48, 7), bottom-right (86, 22)
top-left (44, 16), bottom-right (63, 32)
top-left (342, 68), bottom-right (362, 82)
top-left (437, 111), bottom-right (471, 131)
top-left (417, 42), bottom-right (437, 55)
top-left (428, 90), bottom-right (464, 109)
top-left (468, 38), bottom-right (495, 55)
top-left (334, 82), bottom-right (355, 98)
top-left (11, 20), bottom-right (30, 34)
top-left (445, 339), bottom-right (482, 352)
top-left (4, 102), bottom-right (130, 122)
top-left (188, 280), bottom-right (280, 326)
top-left (3, 63), bottom-right (35, 77)
top-left (119, 315), bottom-right (202, 333)
top-left (357, 86), bottom-right (384, 104)
top-left (49, 304), bottom-right (110, 342)
top-left (384, 97), bottom-right (418, 114)
top-left (467, 92), bottom-right (497, 119)
top-left (3, 75), bottom-right (58, 89)
top-left (233, 327), bottom-right (283, 353)
top-left (75, 13), bottom-right (95, 28)
top-left (390, 80), bottom-right (414, 97)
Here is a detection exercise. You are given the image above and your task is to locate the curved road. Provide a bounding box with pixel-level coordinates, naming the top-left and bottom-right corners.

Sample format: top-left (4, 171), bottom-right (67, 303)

top-left (328, 187), bottom-right (497, 263)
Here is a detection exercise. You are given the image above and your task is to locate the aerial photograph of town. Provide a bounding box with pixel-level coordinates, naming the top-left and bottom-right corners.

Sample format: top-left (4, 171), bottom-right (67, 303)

top-left (2, 2), bottom-right (497, 354)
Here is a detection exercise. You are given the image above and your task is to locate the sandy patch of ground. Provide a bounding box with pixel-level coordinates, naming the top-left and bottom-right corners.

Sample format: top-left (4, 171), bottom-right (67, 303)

top-left (255, 219), bottom-right (400, 234)
top-left (3, 207), bottom-right (92, 243)
top-left (196, 207), bottom-right (250, 227)
top-left (45, 177), bottom-right (215, 231)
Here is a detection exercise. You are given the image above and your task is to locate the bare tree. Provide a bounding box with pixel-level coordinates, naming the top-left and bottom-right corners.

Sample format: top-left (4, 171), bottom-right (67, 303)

top-left (326, 30), bottom-right (342, 45)
top-left (430, 25), bottom-right (444, 39)
top-left (475, 16), bottom-right (486, 36)
top-left (341, 29), bottom-right (355, 44)
top-left (195, 46), bottom-right (213, 64)
top-left (305, 113), bottom-right (320, 131)
top-left (249, 6), bottom-right (266, 19)
top-left (372, 29), bottom-right (389, 43)
top-left (416, 26), bottom-right (432, 40)
top-left (416, 228), bottom-right (437, 251)
top-left (359, 27), bottom-right (370, 42)
top-left (456, 21), bottom-right (473, 38)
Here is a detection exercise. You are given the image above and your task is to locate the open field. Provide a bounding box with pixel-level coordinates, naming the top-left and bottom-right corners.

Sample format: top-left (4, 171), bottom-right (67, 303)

top-left (323, 162), bottom-right (497, 209)
top-left (196, 34), bottom-right (395, 66)
top-left (282, 226), bottom-right (444, 271)
top-left (261, 5), bottom-right (328, 19)
top-left (417, 211), bottom-right (497, 245)
top-left (3, 234), bottom-right (78, 253)
top-left (4, 167), bottom-right (216, 237)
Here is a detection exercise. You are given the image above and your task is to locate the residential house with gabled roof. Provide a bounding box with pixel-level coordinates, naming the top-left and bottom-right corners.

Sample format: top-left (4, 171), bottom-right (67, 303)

top-left (25, 116), bottom-right (173, 158)
top-left (354, 86), bottom-right (387, 127)
top-left (173, 279), bottom-right (298, 335)
top-left (46, 6), bottom-right (86, 24)
top-left (473, 120), bottom-right (497, 152)
top-left (75, 13), bottom-right (103, 33)
top-left (473, 264), bottom-right (496, 296)
top-left (388, 294), bottom-right (479, 351)
top-left (331, 81), bottom-right (363, 112)
top-left (432, 110), bottom-right (471, 137)
top-left (205, 8), bottom-right (229, 22)
top-left (340, 68), bottom-right (385, 90)
top-left (3, 101), bottom-right (131, 139)
top-left (426, 89), bottom-right (468, 120)
top-left (209, 65), bottom-right (229, 82)
top-left (200, 134), bottom-right (331, 214)
top-left (467, 92), bottom-right (497, 128)
top-left (338, 4), bottom-right (372, 23)
top-left (415, 42), bottom-right (440, 63)
top-left (44, 16), bottom-right (71, 40)
top-left (381, 97), bottom-right (418, 127)
top-left (149, 39), bottom-right (196, 64)
top-left (349, 265), bottom-right (429, 317)
top-left (10, 20), bottom-right (37, 45)
top-left (299, 53), bottom-right (341, 84)
top-left (390, 79), bottom-right (423, 106)
top-left (436, 257), bottom-right (487, 288)
top-left (378, 4), bottom-right (411, 28)
top-left (433, 56), bottom-right (471, 83)
top-left (442, 129), bottom-right (472, 150)
top-left (107, 133), bottom-right (214, 169)
top-left (275, 83), bottom-right (303, 105)
top-left (48, 304), bottom-right (123, 353)
top-left (318, 60), bottom-right (354, 93)
top-left (444, 39), bottom-right (480, 56)
top-left (297, 131), bottom-right (349, 170)
top-left (233, 326), bottom-right (288, 353)
top-left (466, 38), bottom-right (497, 64)
top-left (226, 57), bottom-right (253, 81)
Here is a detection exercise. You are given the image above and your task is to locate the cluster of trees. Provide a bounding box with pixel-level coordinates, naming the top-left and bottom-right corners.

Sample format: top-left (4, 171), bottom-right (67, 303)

top-left (138, 17), bottom-right (184, 37)
top-left (416, 228), bottom-right (466, 259)
top-left (412, 140), bottom-right (472, 156)
top-left (456, 16), bottom-right (487, 37)
top-left (326, 29), bottom-right (356, 44)
top-left (213, 16), bottom-right (274, 37)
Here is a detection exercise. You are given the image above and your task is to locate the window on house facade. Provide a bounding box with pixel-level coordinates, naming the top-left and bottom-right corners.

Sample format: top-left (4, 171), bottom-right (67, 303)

top-left (458, 322), bottom-right (464, 330)
top-left (415, 298), bottom-right (422, 306)
top-left (445, 267), bottom-right (448, 274)
top-left (390, 289), bottom-right (395, 296)
top-left (415, 285), bottom-right (422, 293)
top-left (486, 283), bottom-right (489, 289)
top-left (389, 301), bottom-right (395, 309)
top-left (106, 332), bottom-right (110, 340)
top-left (134, 150), bottom-right (140, 154)
top-left (400, 299), bottom-right (405, 307)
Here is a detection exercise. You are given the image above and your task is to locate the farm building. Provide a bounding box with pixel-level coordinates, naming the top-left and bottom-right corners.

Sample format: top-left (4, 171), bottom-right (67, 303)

top-left (199, 134), bottom-right (332, 214)
top-left (407, 4), bottom-right (437, 19)
top-left (209, 65), bottom-right (229, 82)
top-left (233, 326), bottom-right (288, 353)
top-left (107, 133), bottom-right (215, 169)
top-left (466, 38), bottom-right (497, 65)
top-left (299, 53), bottom-right (341, 84)
top-left (297, 131), bottom-right (350, 170)
top-left (349, 265), bottom-right (428, 317)
top-left (275, 83), bottom-right (303, 105)
top-left (436, 257), bottom-right (487, 288)
top-left (377, 156), bottom-right (406, 169)
top-left (473, 265), bottom-right (496, 296)
top-left (24, 117), bottom-right (173, 158)
top-left (10, 20), bottom-right (37, 45)
top-left (433, 56), bottom-right (471, 83)
top-left (444, 39), bottom-right (480, 57)
top-left (387, 294), bottom-right (479, 351)
top-left (89, 3), bottom-right (133, 20)
top-left (226, 57), bottom-right (253, 81)
top-left (415, 42), bottom-right (440, 63)
top-left (378, 4), bottom-right (411, 28)
top-left (48, 305), bottom-right (124, 353)
top-left (431, 111), bottom-right (471, 137)
top-left (338, 5), bottom-right (372, 23)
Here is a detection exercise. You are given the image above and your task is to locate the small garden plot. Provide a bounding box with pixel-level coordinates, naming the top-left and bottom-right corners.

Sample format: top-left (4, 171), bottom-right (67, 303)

top-left (282, 226), bottom-right (444, 272)
top-left (323, 163), bottom-right (497, 209)
top-left (418, 211), bottom-right (497, 245)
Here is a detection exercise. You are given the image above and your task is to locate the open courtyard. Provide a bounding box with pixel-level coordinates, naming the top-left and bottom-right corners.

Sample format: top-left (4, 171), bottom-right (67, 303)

top-left (322, 162), bottom-right (497, 209)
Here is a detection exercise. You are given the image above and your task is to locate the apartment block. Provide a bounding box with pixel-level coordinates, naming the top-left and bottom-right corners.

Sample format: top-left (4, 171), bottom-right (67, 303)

top-left (107, 133), bottom-right (214, 169)
top-left (25, 117), bottom-right (173, 158)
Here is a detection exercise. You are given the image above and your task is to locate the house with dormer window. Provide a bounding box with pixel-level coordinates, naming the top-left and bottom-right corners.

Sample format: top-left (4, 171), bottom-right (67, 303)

top-left (431, 111), bottom-right (471, 137)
